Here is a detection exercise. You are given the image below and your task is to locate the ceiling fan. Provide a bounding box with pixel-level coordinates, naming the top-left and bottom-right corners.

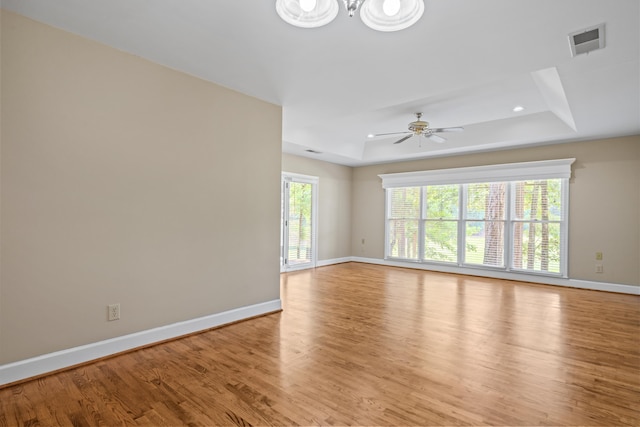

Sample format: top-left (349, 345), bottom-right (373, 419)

top-left (369, 112), bottom-right (464, 144)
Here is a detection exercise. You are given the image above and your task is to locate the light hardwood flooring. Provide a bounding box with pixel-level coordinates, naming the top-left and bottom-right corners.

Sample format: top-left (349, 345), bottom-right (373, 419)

top-left (2, 262), bottom-right (639, 426)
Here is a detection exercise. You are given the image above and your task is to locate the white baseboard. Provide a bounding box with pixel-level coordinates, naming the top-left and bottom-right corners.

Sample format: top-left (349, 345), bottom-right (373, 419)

top-left (316, 257), bottom-right (352, 267)
top-left (279, 257), bottom-right (351, 272)
top-left (0, 299), bottom-right (282, 387)
top-left (351, 257), bottom-right (640, 295)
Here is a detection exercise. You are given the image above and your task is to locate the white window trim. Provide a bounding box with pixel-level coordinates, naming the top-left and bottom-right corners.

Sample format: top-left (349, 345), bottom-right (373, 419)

top-left (379, 158), bottom-right (576, 188)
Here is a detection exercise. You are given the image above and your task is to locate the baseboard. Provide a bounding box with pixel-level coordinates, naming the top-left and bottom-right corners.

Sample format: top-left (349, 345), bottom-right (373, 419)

top-left (0, 299), bottom-right (282, 387)
top-left (350, 257), bottom-right (640, 295)
top-left (316, 257), bottom-right (352, 267)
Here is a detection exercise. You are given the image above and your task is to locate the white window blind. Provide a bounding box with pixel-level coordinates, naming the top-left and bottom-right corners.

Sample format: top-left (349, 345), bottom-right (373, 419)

top-left (511, 179), bottom-right (563, 274)
top-left (464, 182), bottom-right (506, 268)
top-left (387, 187), bottom-right (420, 260)
top-left (424, 185), bottom-right (459, 263)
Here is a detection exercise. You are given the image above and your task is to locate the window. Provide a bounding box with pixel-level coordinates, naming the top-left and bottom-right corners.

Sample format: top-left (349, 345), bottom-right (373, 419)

top-left (381, 159), bottom-right (574, 277)
top-left (465, 182), bottom-right (506, 268)
top-left (424, 185), bottom-right (459, 263)
top-left (387, 187), bottom-right (420, 260)
top-left (512, 179), bottom-right (563, 274)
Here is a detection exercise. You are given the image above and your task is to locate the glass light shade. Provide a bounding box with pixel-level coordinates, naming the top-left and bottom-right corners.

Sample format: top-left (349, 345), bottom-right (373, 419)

top-left (276, 0), bottom-right (339, 28)
top-left (382, 0), bottom-right (401, 16)
top-left (360, 0), bottom-right (424, 32)
top-left (299, 0), bottom-right (317, 12)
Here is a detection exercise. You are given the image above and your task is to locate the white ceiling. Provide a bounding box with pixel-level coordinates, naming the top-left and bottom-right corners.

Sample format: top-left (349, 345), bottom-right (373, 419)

top-left (3, 0), bottom-right (639, 166)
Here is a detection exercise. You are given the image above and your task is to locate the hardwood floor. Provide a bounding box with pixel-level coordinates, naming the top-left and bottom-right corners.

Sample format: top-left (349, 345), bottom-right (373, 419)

top-left (2, 262), bottom-right (639, 426)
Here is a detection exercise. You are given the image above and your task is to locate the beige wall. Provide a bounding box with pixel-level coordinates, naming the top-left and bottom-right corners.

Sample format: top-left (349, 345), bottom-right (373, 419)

top-left (282, 154), bottom-right (352, 261)
top-left (1, 11), bottom-right (282, 364)
top-left (352, 136), bottom-right (640, 286)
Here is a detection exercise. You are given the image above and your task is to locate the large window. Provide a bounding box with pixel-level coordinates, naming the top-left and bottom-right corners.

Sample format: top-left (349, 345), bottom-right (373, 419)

top-left (381, 159), bottom-right (574, 277)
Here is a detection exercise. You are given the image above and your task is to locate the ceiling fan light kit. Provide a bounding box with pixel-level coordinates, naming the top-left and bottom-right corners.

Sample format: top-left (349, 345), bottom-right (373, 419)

top-left (371, 112), bottom-right (464, 145)
top-left (275, 0), bottom-right (425, 31)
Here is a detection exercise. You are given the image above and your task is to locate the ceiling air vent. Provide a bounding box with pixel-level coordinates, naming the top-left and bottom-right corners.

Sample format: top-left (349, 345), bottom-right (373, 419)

top-left (568, 24), bottom-right (605, 57)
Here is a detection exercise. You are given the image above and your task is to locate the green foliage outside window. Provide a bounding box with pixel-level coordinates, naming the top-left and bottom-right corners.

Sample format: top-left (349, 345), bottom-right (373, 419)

top-left (288, 182), bottom-right (312, 262)
top-left (388, 187), bottom-right (420, 260)
top-left (513, 179), bottom-right (562, 272)
top-left (424, 185), bottom-right (458, 262)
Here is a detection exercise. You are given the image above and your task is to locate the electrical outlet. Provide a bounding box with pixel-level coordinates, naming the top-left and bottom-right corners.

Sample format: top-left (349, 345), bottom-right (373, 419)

top-left (108, 303), bottom-right (120, 321)
top-left (595, 264), bottom-right (604, 274)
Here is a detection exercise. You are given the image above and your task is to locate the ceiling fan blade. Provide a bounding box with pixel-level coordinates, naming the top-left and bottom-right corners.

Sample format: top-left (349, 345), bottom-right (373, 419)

top-left (427, 134), bottom-right (447, 143)
top-left (394, 134), bottom-right (413, 144)
top-left (432, 127), bottom-right (464, 133)
top-left (371, 131), bottom-right (412, 137)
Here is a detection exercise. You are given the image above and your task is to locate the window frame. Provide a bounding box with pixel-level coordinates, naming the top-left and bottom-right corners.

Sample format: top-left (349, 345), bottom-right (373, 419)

top-left (385, 187), bottom-right (422, 261)
top-left (422, 184), bottom-right (460, 265)
top-left (461, 182), bottom-right (508, 270)
top-left (281, 172), bottom-right (319, 272)
top-left (507, 178), bottom-right (569, 276)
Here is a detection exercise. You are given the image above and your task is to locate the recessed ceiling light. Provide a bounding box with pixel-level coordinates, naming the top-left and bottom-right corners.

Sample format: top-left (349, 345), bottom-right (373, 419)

top-left (513, 105), bottom-right (525, 112)
top-left (367, 134), bottom-right (375, 138)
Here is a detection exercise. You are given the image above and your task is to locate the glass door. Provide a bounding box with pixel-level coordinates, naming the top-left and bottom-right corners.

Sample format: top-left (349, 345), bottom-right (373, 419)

top-left (281, 173), bottom-right (318, 271)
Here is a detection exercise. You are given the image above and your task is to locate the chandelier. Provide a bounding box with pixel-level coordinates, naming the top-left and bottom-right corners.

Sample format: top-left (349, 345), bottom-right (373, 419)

top-left (275, 0), bottom-right (425, 32)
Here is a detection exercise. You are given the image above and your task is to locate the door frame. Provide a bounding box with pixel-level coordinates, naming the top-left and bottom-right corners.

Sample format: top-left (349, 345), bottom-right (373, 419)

top-left (281, 172), bottom-right (318, 272)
